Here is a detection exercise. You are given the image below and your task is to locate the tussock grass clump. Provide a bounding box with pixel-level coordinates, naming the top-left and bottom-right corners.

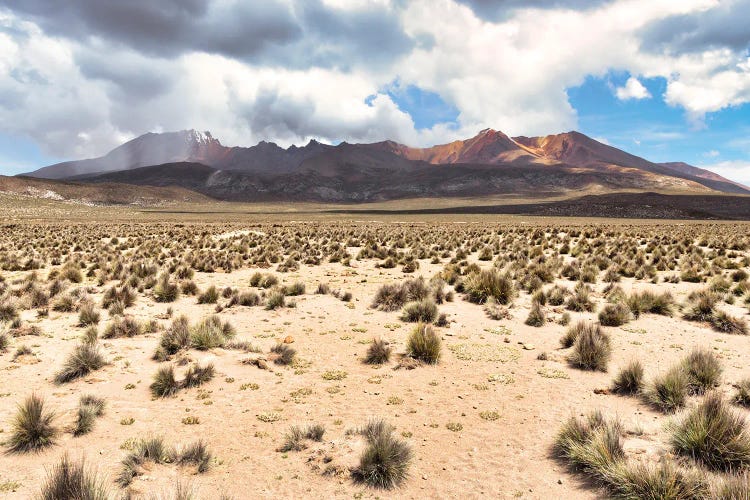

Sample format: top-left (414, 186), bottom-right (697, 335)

top-left (711, 310), bottom-right (748, 335)
top-left (645, 366), bottom-right (689, 413)
top-left (197, 285), bottom-right (219, 304)
top-left (0, 329), bottom-right (9, 352)
top-left (554, 410), bottom-right (624, 478)
top-left (54, 342), bottom-right (106, 384)
top-left (568, 323), bottom-right (611, 371)
top-left (371, 278), bottom-right (432, 312)
top-left (40, 454), bottom-right (109, 500)
top-left (611, 360), bottom-right (644, 395)
top-left (102, 285), bottom-right (135, 309)
top-left (82, 326), bottom-right (98, 345)
top-left (602, 460), bottom-right (707, 499)
top-left (365, 338), bottom-right (392, 365)
top-left (150, 365), bottom-right (180, 398)
top-left (683, 289), bottom-right (718, 323)
top-left (190, 315), bottom-right (235, 350)
top-left (117, 436), bottom-right (175, 487)
top-left (182, 363), bottom-right (215, 388)
top-left (682, 348), bottom-right (722, 395)
top-left (406, 323), bottom-right (441, 364)
top-left (270, 343), bottom-right (296, 365)
top-left (101, 316), bottom-right (141, 338)
top-left (735, 378), bottom-right (750, 407)
top-left (265, 290), bottom-right (286, 310)
top-left (546, 285), bottom-right (569, 306)
top-left (566, 282), bottom-right (595, 312)
top-left (525, 301), bottom-right (545, 327)
top-left (712, 473), bottom-right (750, 498)
top-left (670, 392), bottom-right (750, 472)
top-left (232, 291), bottom-right (260, 307)
top-left (52, 293), bottom-right (76, 312)
top-left (279, 423), bottom-right (326, 452)
top-left (0, 298), bottom-right (19, 321)
top-left (177, 440), bottom-right (212, 473)
top-left (462, 269), bottom-right (515, 305)
top-left (283, 281), bottom-right (306, 296)
top-left (372, 283), bottom-right (406, 312)
top-left (7, 393), bottom-right (57, 453)
top-left (77, 302), bottom-right (100, 326)
top-left (153, 273), bottom-right (180, 303)
top-left (181, 280), bottom-right (198, 295)
top-left (353, 419), bottom-right (412, 489)
top-left (598, 302), bottom-right (631, 327)
top-left (400, 299), bottom-right (438, 323)
top-left (74, 395), bottom-right (106, 436)
top-left (627, 290), bottom-right (674, 318)
top-left (555, 410), bottom-right (708, 498)
top-left (560, 321), bottom-right (591, 348)
top-left (154, 315), bottom-right (191, 360)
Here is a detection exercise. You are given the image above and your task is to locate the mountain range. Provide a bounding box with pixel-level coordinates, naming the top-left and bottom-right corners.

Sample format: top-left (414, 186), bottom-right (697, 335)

top-left (22, 128), bottom-right (748, 202)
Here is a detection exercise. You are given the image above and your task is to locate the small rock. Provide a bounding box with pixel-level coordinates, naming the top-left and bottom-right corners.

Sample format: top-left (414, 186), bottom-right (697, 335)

top-left (283, 335), bottom-right (294, 344)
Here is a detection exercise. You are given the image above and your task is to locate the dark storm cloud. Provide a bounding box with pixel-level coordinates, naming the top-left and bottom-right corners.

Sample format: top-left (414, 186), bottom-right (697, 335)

top-left (640, 1), bottom-right (750, 54)
top-left (454, 0), bottom-right (612, 20)
top-left (292, 1), bottom-right (422, 70)
top-left (0, 0), bottom-right (301, 59)
top-left (0, 0), bottom-right (417, 69)
top-left (75, 47), bottom-right (176, 101)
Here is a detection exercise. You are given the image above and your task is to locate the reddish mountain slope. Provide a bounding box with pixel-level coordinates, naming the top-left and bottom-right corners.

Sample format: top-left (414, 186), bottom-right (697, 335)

top-left (25, 128), bottom-right (749, 197)
top-left (377, 129), bottom-right (540, 165)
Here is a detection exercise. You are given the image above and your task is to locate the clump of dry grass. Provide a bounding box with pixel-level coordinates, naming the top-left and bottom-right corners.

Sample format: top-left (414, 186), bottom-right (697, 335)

top-left (406, 323), bottom-right (441, 364)
top-left (568, 323), bottom-right (611, 371)
top-left (74, 395), bottom-right (106, 436)
top-left (40, 454), bottom-right (109, 500)
top-left (55, 342), bottom-right (106, 384)
top-left (611, 360), bottom-right (644, 395)
top-left (364, 338), bottom-right (392, 365)
top-left (7, 393), bottom-right (57, 453)
top-left (670, 392), bottom-right (750, 472)
top-left (353, 419), bottom-right (412, 489)
top-left (462, 269), bottom-right (515, 305)
top-left (400, 299), bottom-right (438, 323)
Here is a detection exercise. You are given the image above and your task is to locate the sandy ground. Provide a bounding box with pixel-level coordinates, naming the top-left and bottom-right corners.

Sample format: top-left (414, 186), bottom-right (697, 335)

top-left (0, 237), bottom-right (748, 499)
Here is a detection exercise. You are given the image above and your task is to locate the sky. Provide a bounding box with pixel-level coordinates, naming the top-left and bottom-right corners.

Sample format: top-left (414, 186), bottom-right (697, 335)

top-left (0, 0), bottom-right (749, 183)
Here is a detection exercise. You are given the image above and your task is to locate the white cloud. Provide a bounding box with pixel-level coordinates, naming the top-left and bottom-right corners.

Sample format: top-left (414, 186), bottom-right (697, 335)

top-left (615, 77), bottom-right (651, 100)
top-left (2, 0), bottom-right (750, 162)
top-left (699, 160), bottom-right (750, 186)
top-left (703, 149), bottom-right (720, 157)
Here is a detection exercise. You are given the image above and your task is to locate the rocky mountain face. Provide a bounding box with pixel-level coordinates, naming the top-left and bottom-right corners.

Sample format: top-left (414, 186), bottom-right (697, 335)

top-left (25, 128), bottom-right (748, 202)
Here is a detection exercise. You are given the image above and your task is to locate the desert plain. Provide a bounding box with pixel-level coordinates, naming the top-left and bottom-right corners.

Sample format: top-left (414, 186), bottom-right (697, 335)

top-left (1, 199), bottom-right (749, 499)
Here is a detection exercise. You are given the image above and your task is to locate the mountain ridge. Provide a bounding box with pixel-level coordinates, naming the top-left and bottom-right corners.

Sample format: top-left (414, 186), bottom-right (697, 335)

top-left (24, 128), bottom-right (749, 201)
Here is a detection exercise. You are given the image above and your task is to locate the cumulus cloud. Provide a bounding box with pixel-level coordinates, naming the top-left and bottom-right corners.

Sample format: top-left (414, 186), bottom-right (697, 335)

top-left (615, 77), bottom-right (651, 100)
top-left (1, 0), bottom-right (750, 161)
top-left (699, 160), bottom-right (750, 186)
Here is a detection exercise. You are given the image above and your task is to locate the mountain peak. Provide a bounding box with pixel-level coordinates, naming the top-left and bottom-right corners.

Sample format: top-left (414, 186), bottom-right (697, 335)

top-left (184, 129), bottom-right (220, 146)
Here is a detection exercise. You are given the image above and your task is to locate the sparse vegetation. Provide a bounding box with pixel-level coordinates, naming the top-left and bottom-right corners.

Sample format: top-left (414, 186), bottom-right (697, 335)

top-left (40, 454), bottom-right (109, 500)
top-left (406, 323), bottom-right (441, 364)
top-left (7, 393), bottom-right (57, 453)
top-left (365, 338), bottom-right (392, 364)
top-left (55, 342), bottom-right (106, 383)
top-left (611, 360), bottom-right (644, 395)
top-left (353, 419), bottom-right (412, 489)
top-left (670, 392), bottom-right (750, 471)
top-left (568, 323), bottom-right (611, 371)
